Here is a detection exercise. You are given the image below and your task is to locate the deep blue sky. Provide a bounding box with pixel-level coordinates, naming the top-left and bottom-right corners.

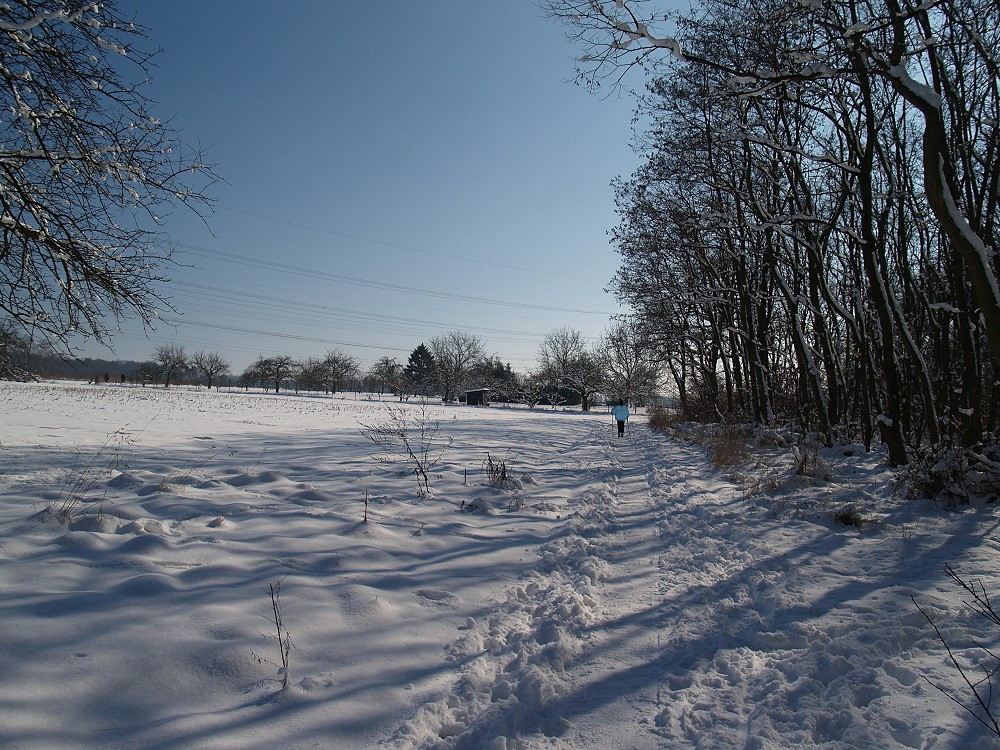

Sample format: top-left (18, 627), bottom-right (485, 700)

top-left (84, 1), bottom-right (649, 373)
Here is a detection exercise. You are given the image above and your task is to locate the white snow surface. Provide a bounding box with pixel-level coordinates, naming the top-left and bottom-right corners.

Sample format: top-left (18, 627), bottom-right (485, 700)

top-left (1, 380), bottom-right (998, 749)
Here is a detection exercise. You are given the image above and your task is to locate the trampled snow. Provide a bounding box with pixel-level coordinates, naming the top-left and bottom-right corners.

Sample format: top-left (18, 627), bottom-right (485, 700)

top-left (0, 381), bottom-right (997, 749)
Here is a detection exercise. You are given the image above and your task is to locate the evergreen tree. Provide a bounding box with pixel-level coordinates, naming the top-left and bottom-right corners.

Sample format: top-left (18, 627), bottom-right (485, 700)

top-left (403, 344), bottom-right (436, 397)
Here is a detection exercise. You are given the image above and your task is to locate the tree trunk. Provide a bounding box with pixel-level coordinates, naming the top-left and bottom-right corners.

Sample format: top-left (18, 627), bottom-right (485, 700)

top-left (856, 63), bottom-right (908, 465)
top-left (767, 231), bottom-right (833, 444)
top-left (882, 3), bottom-right (1000, 377)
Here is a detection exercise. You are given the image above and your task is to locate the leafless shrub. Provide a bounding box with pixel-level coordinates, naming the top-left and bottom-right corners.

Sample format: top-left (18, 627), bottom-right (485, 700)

top-left (251, 579), bottom-right (293, 691)
top-left (159, 448), bottom-right (219, 492)
top-left (360, 404), bottom-right (453, 496)
top-left (754, 427), bottom-right (793, 449)
top-left (710, 425), bottom-right (751, 468)
top-left (913, 566), bottom-right (1000, 738)
top-left (793, 436), bottom-right (832, 480)
top-left (647, 404), bottom-right (677, 432)
top-left (483, 452), bottom-right (509, 487)
top-left (739, 461), bottom-right (786, 502)
top-left (54, 427), bottom-right (135, 520)
top-left (896, 443), bottom-right (972, 507)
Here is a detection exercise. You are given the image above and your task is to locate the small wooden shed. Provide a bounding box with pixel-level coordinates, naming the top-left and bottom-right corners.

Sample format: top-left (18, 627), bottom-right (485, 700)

top-left (464, 388), bottom-right (490, 407)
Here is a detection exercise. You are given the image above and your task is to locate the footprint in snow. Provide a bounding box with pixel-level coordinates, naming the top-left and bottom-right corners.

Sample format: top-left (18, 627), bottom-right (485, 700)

top-left (415, 588), bottom-right (458, 606)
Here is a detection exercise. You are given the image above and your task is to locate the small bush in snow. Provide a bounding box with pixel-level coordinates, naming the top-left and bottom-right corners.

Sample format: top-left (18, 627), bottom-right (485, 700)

top-left (483, 452), bottom-right (508, 487)
top-left (360, 404), bottom-right (453, 497)
top-left (647, 404), bottom-right (677, 433)
top-left (897, 443), bottom-right (972, 507)
top-left (481, 452), bottom-right (522, 491)
top-left (753, 426), bottom-right (793, 449)
top-left (158, 449), bottom-right (221, 492)
top-left (709, 425), bottom-right (751, 468)
top-left (738, 462), bottom-right (786, 501)
top-left (792, 436), bottom-right (832, 481)
top-left (54, 427), bottom-right (135, 520)
top-left (251, 579), bottom-right (293, 691)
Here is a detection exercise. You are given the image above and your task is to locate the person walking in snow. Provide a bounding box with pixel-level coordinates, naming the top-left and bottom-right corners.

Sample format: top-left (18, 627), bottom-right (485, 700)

top-left (611, 399), bottom-right (630, 438)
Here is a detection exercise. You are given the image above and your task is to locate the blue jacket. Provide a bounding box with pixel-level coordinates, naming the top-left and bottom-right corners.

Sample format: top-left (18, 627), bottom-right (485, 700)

top-left (611, 404), bottom-right (630, 421)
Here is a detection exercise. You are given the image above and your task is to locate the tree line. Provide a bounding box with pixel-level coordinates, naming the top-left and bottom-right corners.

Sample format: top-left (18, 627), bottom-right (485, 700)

top-left (148, 324), bottom-right (661, 410)
top-left (547, 0), bottom-right (1000, 466)
top-left (0, 319), bottom-right (664, 410)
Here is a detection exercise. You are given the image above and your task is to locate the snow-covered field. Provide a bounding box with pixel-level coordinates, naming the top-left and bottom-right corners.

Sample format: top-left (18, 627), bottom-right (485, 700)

top-left (1, 380), bottom-right (998, 749)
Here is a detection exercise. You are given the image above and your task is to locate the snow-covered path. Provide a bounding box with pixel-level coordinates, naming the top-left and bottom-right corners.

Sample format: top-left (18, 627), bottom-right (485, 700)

top-left (567, 432), bottom-right (1000, 750)
top-left (549, 432), bottom-right (674, 750)
top-left (545, 427), bottom-right (770, 749)
top-left (399, 423), bottom-right (998, 749)
top-left (390, 426), bottom-right (762, 749)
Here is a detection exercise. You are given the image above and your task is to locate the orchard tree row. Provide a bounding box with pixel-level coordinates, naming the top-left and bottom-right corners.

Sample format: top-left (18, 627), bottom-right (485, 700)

top-left (1, 315), bottom-right (662, 409)
top-left (0, 321), bottom-right (662, 410)
top-left (361, 323), bottom-right (661, 410)
top-left (130, 323), bottom-right (662, 410)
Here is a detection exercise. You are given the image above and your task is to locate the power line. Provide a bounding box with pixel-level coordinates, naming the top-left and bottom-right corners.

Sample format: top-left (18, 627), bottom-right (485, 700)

top-left (174, 243), bottom-right (617, 315)
top-left (219, 204), bottom-right (610, 283)
top-left (158, 318), bottom-right (413, 353)
top-left (89, 327), bottom-right (540, 369)
top-left (154, 318), bottom-right (540, 367)
top-left (169, 301), bottom-right (542, 348)
top-left (171, 273), bottom-right (584, 325)
top-left (169, 281), bottom-right (549, 338)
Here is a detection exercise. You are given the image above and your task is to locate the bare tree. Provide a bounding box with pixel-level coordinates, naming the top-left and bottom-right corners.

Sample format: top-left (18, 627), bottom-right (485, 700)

top-left (254, 355), bottom-right (297, 393)
top-left (512, 371), bottom-right (548, 410)
top-left (240, 361), bottom-right (263, 391)
top-left (190, 350), bottom-right (230, 390)
top-left (0, 1), bottom-right (218, 350)
top-left (0, 319), bottom-right (33, 381)
top-left (153, 344), bottom-right (187, 388)
top-left (321, 349), bottom-right (360, 394)
top-left (368, 357), bottom-right (401, 396)
top-left (537, 327), bottom-right (605, 411)
top-left (296, 358), bottom-right (326, 393)
top-left (127, 360), bottom-right (160, 386)
top-left (429, 331), bottom-right (485, 402)
top-left (597, 318), bottom-right (661, 406)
